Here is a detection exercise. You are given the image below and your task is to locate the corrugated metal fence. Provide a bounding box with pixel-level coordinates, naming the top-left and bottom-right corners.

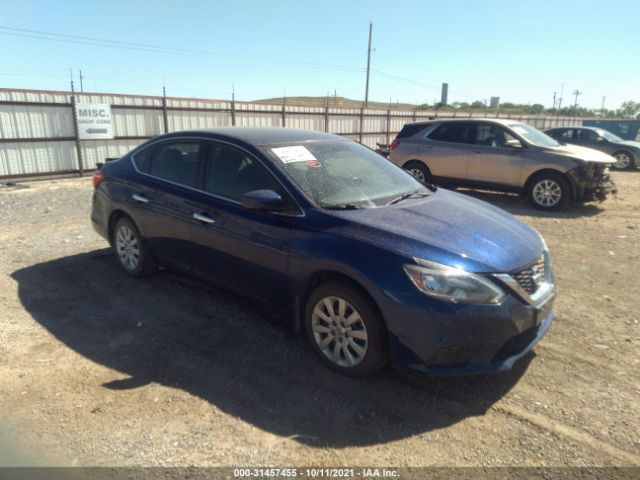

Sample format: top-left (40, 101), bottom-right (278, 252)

top-left (0, 87), bottom-right (584, 178)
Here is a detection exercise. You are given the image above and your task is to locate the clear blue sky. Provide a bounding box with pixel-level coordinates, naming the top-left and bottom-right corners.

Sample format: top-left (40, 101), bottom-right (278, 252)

top-left (1, 0), bottom-right (638, 109)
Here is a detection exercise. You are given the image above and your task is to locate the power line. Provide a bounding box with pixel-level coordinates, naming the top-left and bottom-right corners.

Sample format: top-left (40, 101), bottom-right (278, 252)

top-left (0, 25), bottom-right (365, 73)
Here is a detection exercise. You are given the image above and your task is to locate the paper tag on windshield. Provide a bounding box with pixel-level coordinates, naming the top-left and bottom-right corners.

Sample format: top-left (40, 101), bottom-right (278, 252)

top-left (271, 145), bottom-right (317, 163)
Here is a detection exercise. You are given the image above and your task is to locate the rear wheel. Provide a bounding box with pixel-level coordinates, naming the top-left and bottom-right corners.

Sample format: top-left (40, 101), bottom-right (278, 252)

top-left (113, 217), bottom-right (155, 277)
top-left (611, 151), bottom-right (634, 170)
top-left (527, 172), bottom-right (569, 211)
top-left (305, 280), bottom-right (388, 377)
top-left (403, 161), bottom-right (432, 184)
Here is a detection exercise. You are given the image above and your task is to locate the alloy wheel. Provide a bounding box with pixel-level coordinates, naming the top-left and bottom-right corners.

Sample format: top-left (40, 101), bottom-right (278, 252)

top-left (614, 152), bottom-right (631, 170)
top-left (115, 225), bottom-right (140, 271)
top-left (532, 179), bottom-right (562, 207)
top-left (409, 168), bottom-right (426, 183)
top-left (311, 296), bottom-right (368, 367)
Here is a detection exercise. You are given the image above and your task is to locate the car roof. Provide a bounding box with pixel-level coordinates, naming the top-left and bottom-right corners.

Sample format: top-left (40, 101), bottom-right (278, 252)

top-left (404, 118), bottom-right (524, 128)
top-left (548, 125), bottom-right (594, 130)
top-left (159, 127), bottom-right (346, 146)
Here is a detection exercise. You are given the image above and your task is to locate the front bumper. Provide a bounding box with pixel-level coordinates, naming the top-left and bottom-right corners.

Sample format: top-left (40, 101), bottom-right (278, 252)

top-left (569, 171), bottom-right (617, 202)
top-left (382, 283), bottom-right (556, 375)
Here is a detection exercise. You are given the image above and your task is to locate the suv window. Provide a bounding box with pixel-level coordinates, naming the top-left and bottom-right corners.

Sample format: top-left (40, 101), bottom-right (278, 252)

top-left (558, 129), bottom-right (574, 139)
top-left (396, 124), bottom-right (428, 139)
top-left (148, 141), bottom-right (202, 187)
top-left (204, 143), bottom-right (284, 202)
top-left (428, 123), bottom-right (471, 144)
top-left (473, 124), bottom-right (518, 148)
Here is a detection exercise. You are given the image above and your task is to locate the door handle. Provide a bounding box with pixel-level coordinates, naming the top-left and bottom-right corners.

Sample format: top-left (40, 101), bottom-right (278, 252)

top-left (193, 212), bottom-right (216, 224)
top-left (132, 193), bottom-right (149, 203)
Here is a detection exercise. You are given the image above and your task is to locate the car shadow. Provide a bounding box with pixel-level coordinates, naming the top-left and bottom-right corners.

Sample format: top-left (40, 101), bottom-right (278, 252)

top-left (453, 188), bottom-right (606, 218)
top-left (12, 250), bottom-right (532, 448)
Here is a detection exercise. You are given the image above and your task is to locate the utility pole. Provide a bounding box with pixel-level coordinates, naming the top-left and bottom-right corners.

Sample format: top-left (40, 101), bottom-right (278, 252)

top-left (552, 91), bottom-right (557, 111)
top-left (573, 89), bottom-right (582, 107)
top-left (558, 83), bottom-right (564, 110)
top-left (601, 96), bottom-right (606, 112)
top-left (79, 69), bottom-right (84, 93)
top-left (364, 21), bottom-right (373, 108)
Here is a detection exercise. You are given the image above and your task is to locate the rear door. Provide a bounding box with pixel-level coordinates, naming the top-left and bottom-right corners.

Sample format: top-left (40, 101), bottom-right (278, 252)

top-left (130, 139), bottom-right (204, 270)
top-left (187, 141), bottom-right (296, 309)
top-left (466, 123), bottom-right (526, 188)
top-left (421, 122), bottom-right (473, 182)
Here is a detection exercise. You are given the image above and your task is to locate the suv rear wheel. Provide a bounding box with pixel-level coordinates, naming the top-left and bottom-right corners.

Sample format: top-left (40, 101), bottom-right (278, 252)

top-left (527, 172), bottom-right (569, 211)
top-left (403, 161), bottom-right (432, 184)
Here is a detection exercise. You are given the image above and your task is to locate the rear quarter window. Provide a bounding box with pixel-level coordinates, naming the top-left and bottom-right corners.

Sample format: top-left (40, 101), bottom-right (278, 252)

top-left (396, 124), bottom-right (429, 139)
top-left (132, 146), bottom-right (152, 173)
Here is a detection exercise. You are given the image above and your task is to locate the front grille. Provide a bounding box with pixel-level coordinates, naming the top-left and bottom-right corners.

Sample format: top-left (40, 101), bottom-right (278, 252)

top-left (425, 343), bottom-right (483, 367)
top-left (512, 255), bottom-right (545, 294)
top-left (493, 326), bottom-right (539, 361)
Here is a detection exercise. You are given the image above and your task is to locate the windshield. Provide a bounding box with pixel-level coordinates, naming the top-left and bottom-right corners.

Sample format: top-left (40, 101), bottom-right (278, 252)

top-left (509, 123), bottom-right (560, 148)
top-left (598, 129), bottom-right (623, 142)
top-left (262, 140), bottom-right (429, 208)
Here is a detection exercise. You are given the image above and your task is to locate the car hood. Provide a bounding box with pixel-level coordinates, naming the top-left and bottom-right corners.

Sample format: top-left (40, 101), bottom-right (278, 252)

top-left (546, 144), bottom-right (613, 164)
top-left (618, 140), bottom-right (640, 149)
top-left (325, 189), bottom-right (542, 273)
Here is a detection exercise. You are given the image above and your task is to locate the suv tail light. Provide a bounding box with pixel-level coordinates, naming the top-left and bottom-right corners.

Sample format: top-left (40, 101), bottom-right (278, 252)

top-left (390, 140), bottom-right (399, 150)
top-left (93, 170), bottom-right (106, 189)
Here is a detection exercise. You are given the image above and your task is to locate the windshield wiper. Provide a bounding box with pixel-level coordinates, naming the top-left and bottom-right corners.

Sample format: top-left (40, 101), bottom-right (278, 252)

top-left (385, 190), bottom-right (430, 206)
top-left (323, 203), bottom-right (366, 210)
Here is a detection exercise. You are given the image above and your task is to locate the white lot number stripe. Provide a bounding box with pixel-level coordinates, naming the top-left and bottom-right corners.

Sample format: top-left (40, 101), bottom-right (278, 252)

top-left (271, 145), bottom-right (317, 163)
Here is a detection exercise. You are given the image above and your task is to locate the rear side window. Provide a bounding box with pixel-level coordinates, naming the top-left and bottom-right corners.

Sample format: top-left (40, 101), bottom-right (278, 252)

top-left (555, 129), bottom-right (574, 139)
top-left (428, 123), bottom-right (472, 144)
top-left (577, 129), bottom-right (599, 141)
top-left (396, 124), bottom-right (428, 138)
top-left (148, 141), bottom-right (202, 188)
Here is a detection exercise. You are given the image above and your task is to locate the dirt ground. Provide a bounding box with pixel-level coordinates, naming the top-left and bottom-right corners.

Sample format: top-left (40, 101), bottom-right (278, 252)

top-left (0, 172), bottom-right (638, 469)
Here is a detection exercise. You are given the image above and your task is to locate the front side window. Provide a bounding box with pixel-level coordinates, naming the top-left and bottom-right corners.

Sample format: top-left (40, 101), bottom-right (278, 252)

top-left (147, 141), bottom-right (202, 188)
top-left (203, 143), bottom-right (284, 202)
top-left (262, 140), bottom-right (428, 209)
top-left (577, 129), bottom-right (599, 141)
top-left (473, 125), bottom-right (518, 148)
top-left (428, 123), bottom-right (472, 144)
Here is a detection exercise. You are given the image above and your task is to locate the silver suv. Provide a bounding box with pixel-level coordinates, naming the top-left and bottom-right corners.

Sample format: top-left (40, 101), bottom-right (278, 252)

top-left (389, 119), bottom-right (616, 210)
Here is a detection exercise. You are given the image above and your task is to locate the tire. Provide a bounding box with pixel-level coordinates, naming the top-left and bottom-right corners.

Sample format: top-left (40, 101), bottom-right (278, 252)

top-left (112, 217), bottom-right (156, 277)
top-left (527, 172), bottom-right (570, 211)
top-left (611, 151), bottom-right (635, 170)
top-left (304, 280), bottom-right (389, 377)
top-left (403, 161), bottom-right (432, 184)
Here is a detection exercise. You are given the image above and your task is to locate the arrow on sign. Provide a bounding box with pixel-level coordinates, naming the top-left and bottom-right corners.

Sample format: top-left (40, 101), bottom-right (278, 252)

top-left (86, 128), bottom-right (108, 134)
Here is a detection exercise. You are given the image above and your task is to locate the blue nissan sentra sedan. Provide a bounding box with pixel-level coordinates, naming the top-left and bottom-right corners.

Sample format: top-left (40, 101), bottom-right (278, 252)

top-left (91, 128), bottom-right (556, 377)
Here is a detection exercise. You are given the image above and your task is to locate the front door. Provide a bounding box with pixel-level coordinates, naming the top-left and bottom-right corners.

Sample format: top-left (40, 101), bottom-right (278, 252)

top-left (187, 141), bottom-right (296, 309)
top-left (466, 123), bottom-right (525, 188)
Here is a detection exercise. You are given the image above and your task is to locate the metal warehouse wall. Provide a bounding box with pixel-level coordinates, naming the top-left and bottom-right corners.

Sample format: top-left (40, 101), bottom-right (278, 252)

top-left (0, 88), bottom-right (585, 178)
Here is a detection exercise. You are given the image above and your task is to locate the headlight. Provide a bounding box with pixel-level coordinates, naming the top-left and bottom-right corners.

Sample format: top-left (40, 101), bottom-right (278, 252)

top-left (403, 260), bottom-right (505, 305)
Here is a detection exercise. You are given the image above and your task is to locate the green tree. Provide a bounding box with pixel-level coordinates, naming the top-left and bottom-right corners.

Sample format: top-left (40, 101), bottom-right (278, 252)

top-left (617, 101), bottom-right (640, 117)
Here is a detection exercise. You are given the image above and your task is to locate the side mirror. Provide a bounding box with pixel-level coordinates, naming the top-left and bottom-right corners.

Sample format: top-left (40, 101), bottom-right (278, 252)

top-left (505, 139), bottom-right (523, 149)
top-left (596, 137), bottom-right (606, 143)
top-left (241, 189), bottom-right (284, 211)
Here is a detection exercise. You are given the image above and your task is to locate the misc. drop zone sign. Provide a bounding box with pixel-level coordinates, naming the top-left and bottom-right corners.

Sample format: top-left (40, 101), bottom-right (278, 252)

top-left (75, 103), bottom-right (114, 140)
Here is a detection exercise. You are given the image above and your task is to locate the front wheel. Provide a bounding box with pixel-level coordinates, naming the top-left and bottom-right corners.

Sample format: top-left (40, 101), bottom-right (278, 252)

top-left (305, 281), bottom-right (388, 377)
top-left (611, 151), bottom-right (635, 170)
top-left (528, 173), bottom-right (570, 211)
